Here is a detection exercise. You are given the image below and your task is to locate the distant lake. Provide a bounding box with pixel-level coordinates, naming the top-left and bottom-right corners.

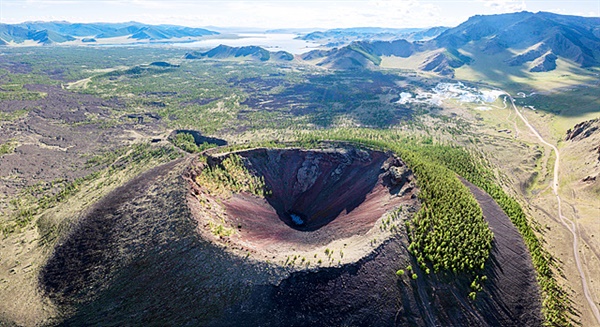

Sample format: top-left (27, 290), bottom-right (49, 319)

top-left (182, 33), bottom-right (321, 54)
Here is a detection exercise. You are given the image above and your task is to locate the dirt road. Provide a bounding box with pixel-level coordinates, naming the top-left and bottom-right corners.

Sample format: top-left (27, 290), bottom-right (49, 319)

top-left (506, 94), bottom-right (600, 324)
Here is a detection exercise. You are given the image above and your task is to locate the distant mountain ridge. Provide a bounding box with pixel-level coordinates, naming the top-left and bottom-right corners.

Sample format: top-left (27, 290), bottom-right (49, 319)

top-left (0, 21), bottom-right (218, 45)
top-left (301, 11), bottom-right (600, 75)
top-left (298, 26), bottom-right (448, 46)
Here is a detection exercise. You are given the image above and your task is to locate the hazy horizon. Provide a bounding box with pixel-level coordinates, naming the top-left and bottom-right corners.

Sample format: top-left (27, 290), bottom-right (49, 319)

top-left (1, 0), bottom-right (598, 30)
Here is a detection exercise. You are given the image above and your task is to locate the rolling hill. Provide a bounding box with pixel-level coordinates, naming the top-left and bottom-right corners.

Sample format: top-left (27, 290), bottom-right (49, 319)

top-left (0, 24), bottom-right (33, 44)
top-left (184, 45), bottom-right (294, 62)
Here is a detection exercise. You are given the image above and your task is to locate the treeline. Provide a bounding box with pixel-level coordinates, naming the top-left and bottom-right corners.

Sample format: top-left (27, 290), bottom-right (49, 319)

top-left (414, 144), bottom-right (572, 326)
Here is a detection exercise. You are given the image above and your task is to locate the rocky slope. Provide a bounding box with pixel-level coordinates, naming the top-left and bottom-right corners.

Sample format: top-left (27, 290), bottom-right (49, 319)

top-left (529, 52), bottom-right (558, 72)
top-left (565, 118), bottom-right (600, 183)
top-left (418, 50), bottom-right (469, 77)
top-left (566, 118), bottom-right (600, 143)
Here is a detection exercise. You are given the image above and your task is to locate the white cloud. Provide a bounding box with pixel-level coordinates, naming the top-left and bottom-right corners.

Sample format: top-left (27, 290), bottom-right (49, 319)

top-left (477, 0), bottom-right (526, 12)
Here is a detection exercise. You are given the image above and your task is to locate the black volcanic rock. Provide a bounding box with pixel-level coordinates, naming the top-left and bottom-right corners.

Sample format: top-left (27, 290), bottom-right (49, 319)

top-left (170, 130), bottom-right (227, 146)
top-left (37, 152), bottom-right (542, 326)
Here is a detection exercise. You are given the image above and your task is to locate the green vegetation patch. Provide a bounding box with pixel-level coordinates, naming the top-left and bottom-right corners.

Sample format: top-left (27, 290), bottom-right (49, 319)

top-left (405, 152), bottom-right (492, 274)
top-left (0, 109), bottom-right (29, 122)
top-left (0, 90), bottom-right (46, 101)
top-left (0, 140), bottom-right (18, 156)
top-left (296, 129), bottom-right (570, 326)
top-left (170, 132), bottom-right (218, 153)
top-left (196, 154), bottom-right (269, 197)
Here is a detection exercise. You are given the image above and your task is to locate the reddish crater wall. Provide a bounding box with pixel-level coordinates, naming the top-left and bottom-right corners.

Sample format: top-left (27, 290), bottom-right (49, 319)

top-left (196, 147), bottom-right (417, 252)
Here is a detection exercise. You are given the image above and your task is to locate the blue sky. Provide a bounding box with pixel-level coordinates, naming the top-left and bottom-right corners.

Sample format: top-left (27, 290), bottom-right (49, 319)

top-left (1, 0), bottom-right (599, 28)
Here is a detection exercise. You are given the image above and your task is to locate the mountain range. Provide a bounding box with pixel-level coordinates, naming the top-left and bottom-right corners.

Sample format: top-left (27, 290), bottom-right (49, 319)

top-left (0, 21), bottom-right (218, 45)
top-left (302, 11), bottom-right (600, 74)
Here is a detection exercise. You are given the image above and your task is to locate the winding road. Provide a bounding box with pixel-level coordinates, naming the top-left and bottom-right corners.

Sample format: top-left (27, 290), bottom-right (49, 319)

top-left (505, 94), bottom-right (600, 325)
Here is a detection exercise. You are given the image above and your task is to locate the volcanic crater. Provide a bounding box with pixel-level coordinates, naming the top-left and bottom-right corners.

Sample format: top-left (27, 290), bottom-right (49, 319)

top-left (38, 143), bottom-right (543, 326)
top-left (188, 145), bottom-right (418, 265)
